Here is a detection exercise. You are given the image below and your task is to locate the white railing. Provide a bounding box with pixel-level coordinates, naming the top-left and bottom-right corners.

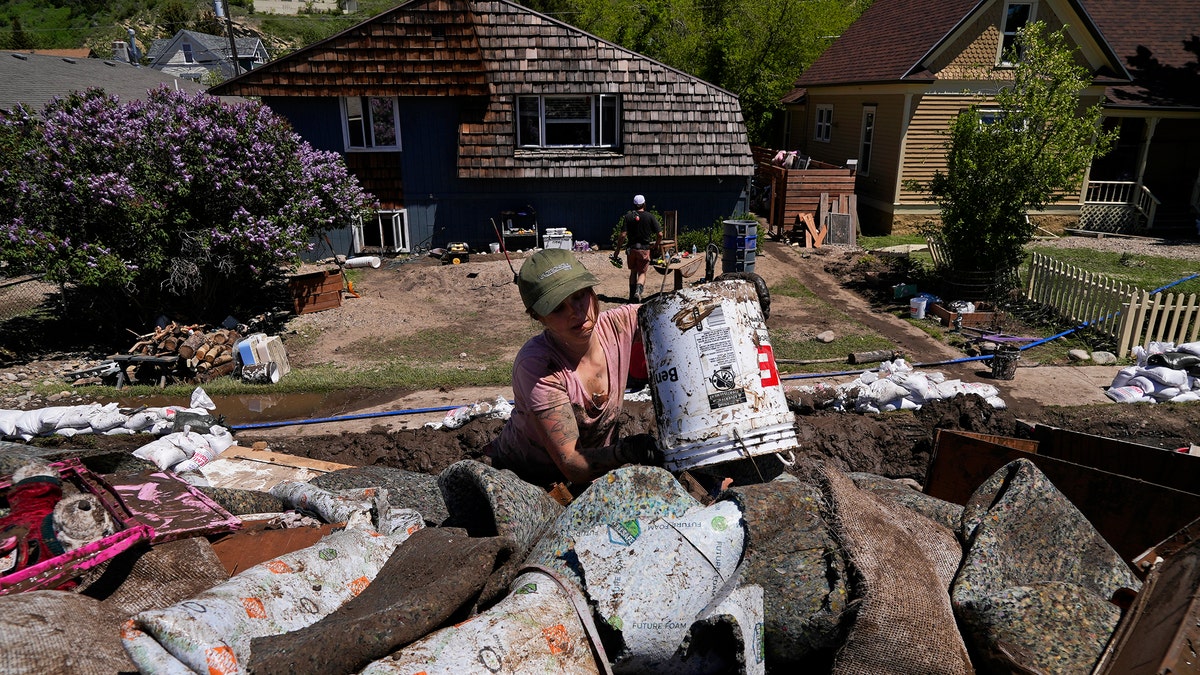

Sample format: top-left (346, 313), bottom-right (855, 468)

top-left (1117, 290), bottom-right (1200, 358)
top-left (1085, 180), bottom-right (1160, 228)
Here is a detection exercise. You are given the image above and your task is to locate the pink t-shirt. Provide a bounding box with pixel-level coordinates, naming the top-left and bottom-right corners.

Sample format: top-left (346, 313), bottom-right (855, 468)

top-left (493, 304), bottom-right (642, 484)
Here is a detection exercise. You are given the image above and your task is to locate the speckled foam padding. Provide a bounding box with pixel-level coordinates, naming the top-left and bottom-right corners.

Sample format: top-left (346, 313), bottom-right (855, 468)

top-left (438, 459), bottom-right (563, 557)
top-left (314, 465), bottom-right (449, 525)
top-left (952, 458), bottom-right (1139, 674)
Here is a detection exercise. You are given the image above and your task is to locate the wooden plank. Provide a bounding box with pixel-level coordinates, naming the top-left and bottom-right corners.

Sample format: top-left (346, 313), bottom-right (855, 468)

top-left (1033, 425), bottom-right (1200, 496)
top-left (221, 447), bottom-right (354, 472)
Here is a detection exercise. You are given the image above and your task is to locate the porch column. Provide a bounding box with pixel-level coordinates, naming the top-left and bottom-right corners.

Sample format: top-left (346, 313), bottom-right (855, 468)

top-left (1134, 117), bottom-right (1159, 192)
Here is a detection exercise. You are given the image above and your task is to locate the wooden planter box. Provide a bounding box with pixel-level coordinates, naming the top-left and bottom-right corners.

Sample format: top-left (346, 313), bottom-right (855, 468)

top-left (927, 302), bottom-right (1003, 328)
top-left (288, 268), bottom-right (342, 315)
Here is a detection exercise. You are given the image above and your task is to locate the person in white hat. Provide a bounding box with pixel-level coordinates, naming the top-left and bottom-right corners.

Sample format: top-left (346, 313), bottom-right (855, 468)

top-left (613, 194), bottom-right (662, 303)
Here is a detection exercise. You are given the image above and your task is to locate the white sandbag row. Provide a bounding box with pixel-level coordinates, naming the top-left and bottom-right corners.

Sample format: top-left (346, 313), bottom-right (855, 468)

top-left (1107, 341), bottom-right (1200, 404)
top-left (0, 402), bottom-right (185, 441)
top-left (132, 427), bottom-right (238, 473)
top-left (792, 359), bottom-right (1006, 413)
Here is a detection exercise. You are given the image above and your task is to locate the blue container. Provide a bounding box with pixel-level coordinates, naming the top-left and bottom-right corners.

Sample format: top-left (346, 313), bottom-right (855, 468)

top-left (723, 234), bottom-right (757, 251)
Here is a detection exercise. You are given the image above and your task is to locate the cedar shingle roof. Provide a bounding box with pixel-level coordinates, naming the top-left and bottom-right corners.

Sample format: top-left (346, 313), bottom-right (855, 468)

top-left (210, 0), bottom-right (752, 178)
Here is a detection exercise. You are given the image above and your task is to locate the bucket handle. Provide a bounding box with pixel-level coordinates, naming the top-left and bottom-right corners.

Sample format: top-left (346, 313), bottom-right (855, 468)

top-left (774, 450), bottom-right (796, 467)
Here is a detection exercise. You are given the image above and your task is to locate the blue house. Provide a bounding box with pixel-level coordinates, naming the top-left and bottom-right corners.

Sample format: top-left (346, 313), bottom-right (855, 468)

top-left (209, 0), bottom-right (755, 255)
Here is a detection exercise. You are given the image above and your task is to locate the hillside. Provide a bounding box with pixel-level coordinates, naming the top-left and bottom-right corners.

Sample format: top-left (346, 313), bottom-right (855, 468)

top-left (0, 0), bottom-right (405, 61)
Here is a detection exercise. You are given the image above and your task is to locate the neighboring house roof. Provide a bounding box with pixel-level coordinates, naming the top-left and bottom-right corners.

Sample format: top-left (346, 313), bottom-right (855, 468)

top-left (27, 48), bottom-right (93, 59)
top-left (1085, 0), bottom-right (1200, 110)
top-left (146, 30), bottom-right (264, 63)
top-left (795, 0), bottom-right (979, 87)
top-left (210, 0), bottom-right (753, 178)
top-left (790, 0), bottom-right (1193, 110)
top-left (794, 0), bottom-right (1125, 86)
top-left (0, 50), bottom-right (213, 110)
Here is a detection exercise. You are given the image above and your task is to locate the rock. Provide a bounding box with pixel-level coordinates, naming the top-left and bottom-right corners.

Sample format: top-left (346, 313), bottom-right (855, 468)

top-left (816, 330), bottom-right (836, 343)
top-left (1091, 351), bottom-right (1117, 365)
top-left (3, 373), bottom-right (16, 381)
top-left (47, 392), bottom-right (65, 402)
top-left (1068, 349), bottom-right (1091, 362)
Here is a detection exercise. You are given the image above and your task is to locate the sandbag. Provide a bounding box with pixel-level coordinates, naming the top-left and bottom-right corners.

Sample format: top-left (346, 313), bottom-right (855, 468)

top-left (122, 527), bottom-right (410, 674)
top-left (952, 458), bottom-right (1140, 674)
top-left (821, 464), bottom-right (971, 674)
top-left (361, 569), bottom-right (605, 674)
top-left (1147, 351), bottom-right (1200, 370)
top-left (249, 527), bottom-right (519, 675)
top-left (81, 536), bottom-right (230, 618)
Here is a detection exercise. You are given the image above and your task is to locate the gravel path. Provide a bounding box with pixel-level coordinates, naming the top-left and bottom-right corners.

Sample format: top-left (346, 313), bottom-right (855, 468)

top-left (1029, 234), bottom-right (1200, 263)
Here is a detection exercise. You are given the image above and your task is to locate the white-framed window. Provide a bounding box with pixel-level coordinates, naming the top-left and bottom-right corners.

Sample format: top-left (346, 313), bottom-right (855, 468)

top-left (354, 209), bottom-right (410, 253)
top-left (516, 94), bottom-right (620, 148)
top-left (814, 104), bottom-right (833, 143)
top-left (341, 96), bottom-right (401, 151)
top-left (998, 2), bottom-right (1034, 66)
top-left (858, 105), bottom-right (875, 177)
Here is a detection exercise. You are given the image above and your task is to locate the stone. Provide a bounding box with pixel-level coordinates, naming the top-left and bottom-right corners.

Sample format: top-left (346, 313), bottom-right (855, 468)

top-left (1091, 351), bottom-right (1117, 365)
top-left (1068, 349), bottom-right (1091, 362)
top-left (816, 330), bottom-right (836, 343)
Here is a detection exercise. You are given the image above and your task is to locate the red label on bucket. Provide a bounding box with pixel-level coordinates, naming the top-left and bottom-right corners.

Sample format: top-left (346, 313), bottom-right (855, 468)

top-left (757, 345), bottom-right (779, 387)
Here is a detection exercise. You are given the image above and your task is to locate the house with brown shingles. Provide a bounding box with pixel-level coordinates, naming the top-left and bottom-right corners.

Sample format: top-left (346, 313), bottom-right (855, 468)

top-left (781, 0), bottom-right (1200, 237)
top-left (210, 0), bottom-right (753, 255)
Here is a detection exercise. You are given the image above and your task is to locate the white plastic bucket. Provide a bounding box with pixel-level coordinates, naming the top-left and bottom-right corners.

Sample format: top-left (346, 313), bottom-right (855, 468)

top-left (909, 296), bottom-right (928, 319)
top-left (345, 256), bottom-right (381, 269)
top-left (489, 242), bottom-right (501, 253)
top-left (637, 280), bottom-right (799, 472)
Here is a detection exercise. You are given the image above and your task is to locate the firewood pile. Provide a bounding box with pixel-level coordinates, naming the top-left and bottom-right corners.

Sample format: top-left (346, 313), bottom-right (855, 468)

top-left (124, 322), bottom-right (243, 383)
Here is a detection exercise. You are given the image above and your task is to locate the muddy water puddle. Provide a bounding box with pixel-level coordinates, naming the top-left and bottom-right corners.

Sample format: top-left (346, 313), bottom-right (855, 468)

top-left (98, 388), bottom-right (413, 426)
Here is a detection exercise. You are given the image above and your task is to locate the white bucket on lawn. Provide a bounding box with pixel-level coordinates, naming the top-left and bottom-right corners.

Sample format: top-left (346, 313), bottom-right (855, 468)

top-left (637, 280), bottom-right (798, 472)
top-left (909, 296), bottom-right (928, 319)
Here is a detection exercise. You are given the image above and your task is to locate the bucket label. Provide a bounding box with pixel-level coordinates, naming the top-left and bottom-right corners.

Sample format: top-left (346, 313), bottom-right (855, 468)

top-left (692, 306), bottom-right (748, 410)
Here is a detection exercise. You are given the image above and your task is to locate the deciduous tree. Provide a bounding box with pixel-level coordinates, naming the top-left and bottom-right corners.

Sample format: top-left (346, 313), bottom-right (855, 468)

top-left (916, 22), bottom-right (1116, 275)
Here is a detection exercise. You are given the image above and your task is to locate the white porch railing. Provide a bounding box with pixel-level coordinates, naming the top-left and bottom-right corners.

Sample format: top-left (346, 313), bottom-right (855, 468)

top-left (1085, 181), bottom-right (1160, 228)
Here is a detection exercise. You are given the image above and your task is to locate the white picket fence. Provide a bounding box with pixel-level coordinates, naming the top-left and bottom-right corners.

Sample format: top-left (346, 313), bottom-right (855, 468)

top-left (1024, 252), bottom-right (1139, 338)
top-left (1117, 290), bottom-right (1200, 358)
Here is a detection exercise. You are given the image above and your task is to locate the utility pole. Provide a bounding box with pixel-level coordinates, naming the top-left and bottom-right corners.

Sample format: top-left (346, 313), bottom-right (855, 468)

top-left (213, 0), bottom-right (241, 77)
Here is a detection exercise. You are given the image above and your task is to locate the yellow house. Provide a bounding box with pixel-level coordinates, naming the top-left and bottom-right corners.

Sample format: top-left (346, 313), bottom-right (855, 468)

top-left (783, 0), bottom-right (1200, 237)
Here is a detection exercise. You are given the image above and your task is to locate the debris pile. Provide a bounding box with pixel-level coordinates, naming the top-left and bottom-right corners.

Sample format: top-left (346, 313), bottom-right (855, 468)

top-left (0, 420), bottom-right (1157, 674)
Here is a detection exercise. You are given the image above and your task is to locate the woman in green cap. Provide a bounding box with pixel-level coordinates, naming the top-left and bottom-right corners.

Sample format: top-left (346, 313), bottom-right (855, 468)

top-left (486, 248), bottom-right (660, 492)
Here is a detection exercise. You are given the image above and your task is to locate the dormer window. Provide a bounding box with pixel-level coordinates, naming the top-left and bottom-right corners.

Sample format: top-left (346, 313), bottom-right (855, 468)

top-left (516, 94), bottom-right (620, 148)
top-left (998, 2), bottom-right (1034, 66)
top-left (182, 42), bottom-right (194, 63)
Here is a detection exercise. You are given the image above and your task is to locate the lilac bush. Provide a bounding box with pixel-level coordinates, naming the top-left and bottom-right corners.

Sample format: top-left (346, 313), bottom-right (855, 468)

top-left (0, 87), bottom-right (374, 327)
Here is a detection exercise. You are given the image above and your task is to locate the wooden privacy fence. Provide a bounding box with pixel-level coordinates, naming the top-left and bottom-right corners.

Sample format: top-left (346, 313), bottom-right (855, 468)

top-left (1117, 290), bottom-right (1200, 358)
top-left (1024, 252), bottom-right (1139, 338)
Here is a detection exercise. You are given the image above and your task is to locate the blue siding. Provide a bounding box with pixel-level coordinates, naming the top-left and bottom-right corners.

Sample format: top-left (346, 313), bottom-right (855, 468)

top-left (265, 96), bottom-right (750, 257)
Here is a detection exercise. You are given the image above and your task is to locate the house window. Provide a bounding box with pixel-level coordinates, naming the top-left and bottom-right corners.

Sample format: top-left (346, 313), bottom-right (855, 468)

top-left (516, 95), bottom-right (620, 148)
top-left (858, 105), bottom-right (875, 177)
top-left (814, 105), bottom-right (833, 143)
top-left (182, 43), bottom-right (194, 63)
top-left (342, 96), bottom-right (400, 151)
top-left (998, 2), bottom-right (1034, 65)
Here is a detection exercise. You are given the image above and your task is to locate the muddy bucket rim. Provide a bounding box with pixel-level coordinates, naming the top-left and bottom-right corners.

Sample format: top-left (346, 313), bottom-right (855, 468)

top-left (990, 346), bottom-right (1020, 380)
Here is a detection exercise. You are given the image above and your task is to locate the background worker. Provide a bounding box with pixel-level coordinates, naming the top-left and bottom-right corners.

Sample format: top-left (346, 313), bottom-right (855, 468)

top-left (613, 194), bottom-right (662, 303)
top-left (487, 248), bottom-right (661, 492)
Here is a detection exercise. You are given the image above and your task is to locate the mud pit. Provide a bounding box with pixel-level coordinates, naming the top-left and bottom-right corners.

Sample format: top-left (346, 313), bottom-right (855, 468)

top-left (248, 394), bottom-right (1042, 485)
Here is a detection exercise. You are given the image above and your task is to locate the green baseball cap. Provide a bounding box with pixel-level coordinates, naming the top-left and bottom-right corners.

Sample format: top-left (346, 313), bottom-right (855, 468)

top-left (517, 248), bottom-right (600, 316)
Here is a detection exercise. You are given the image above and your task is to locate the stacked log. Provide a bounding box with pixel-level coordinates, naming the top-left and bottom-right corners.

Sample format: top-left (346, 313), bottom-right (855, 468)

top-left (124, 323), bottom-right (242, 383)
